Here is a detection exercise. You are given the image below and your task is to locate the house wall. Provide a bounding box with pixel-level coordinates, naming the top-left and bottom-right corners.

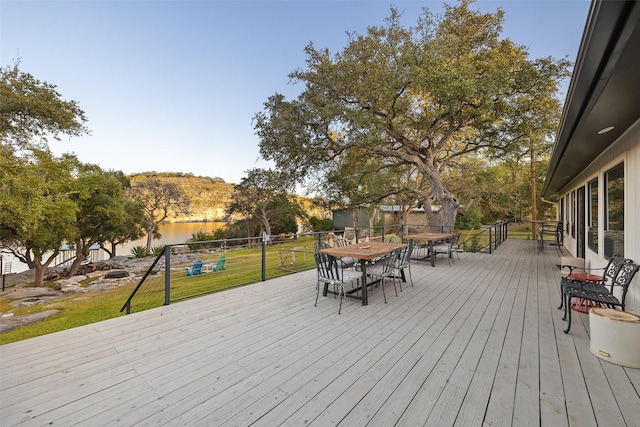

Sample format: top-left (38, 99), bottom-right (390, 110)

top-left (557, 118), bottom-right (640, 313)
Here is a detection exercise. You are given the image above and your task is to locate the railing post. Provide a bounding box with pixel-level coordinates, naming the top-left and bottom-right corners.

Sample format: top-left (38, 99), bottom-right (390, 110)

top-left (164, 245), bottom-right (171, 306)
top-left (261, 233), bottom-right (268, 281)
top-left (355, 228), bottom-right (360, 243)
top-left (489, 227), bottom-right (493, 254)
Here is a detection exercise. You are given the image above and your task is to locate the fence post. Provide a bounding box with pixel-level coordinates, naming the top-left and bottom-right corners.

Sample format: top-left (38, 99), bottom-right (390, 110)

top-left (164, 245), bottom-right (171, 306)
top-left (261, 233), bottom-right (268, 282)
top-left (489, 227), bottom-right (493, 254)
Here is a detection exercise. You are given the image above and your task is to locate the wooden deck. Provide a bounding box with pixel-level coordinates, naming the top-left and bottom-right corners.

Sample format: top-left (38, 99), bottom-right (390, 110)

top-left (2, 239), bottom-right (639, 426)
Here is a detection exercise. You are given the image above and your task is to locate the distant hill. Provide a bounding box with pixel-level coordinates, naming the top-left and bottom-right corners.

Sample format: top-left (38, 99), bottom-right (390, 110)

top-left (129, 172), bottom-right (235, 222)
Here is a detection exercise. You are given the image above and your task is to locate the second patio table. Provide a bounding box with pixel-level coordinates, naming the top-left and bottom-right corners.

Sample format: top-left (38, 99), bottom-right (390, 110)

top-left (404, 232), bottom-right (457, 267)
top-left (320, 241), bottom-right (406, 305)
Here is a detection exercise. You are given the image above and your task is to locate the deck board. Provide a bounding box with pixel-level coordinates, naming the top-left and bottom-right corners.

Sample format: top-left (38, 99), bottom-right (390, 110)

top-left (2, 239), bottom-right (639, 426)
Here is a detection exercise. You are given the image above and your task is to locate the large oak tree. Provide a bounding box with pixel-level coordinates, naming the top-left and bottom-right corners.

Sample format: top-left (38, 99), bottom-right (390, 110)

top-left (254, 1), bottom-right (569, 230)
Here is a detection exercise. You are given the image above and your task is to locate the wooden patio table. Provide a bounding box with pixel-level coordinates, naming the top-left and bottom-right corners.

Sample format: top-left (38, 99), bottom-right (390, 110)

top-left (404, 232), bottom-right (457, 267)
top-left (320, 241), bottom-right (406, 306)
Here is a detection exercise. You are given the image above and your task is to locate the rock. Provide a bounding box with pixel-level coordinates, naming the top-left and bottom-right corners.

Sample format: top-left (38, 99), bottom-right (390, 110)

top-left (104, 270), bottom-right (129, 279)
top-left (60, 284), bottom-right (87, 293)
top-left (0, 310), bottom-right (61, 333)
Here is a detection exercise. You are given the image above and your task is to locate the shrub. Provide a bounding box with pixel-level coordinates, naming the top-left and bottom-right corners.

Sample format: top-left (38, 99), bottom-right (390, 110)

top-left (384, 234), bottom-right (402, 243)
top-left (131, 245), bottom-right (149, 258)
top-left (188, 230), bottom-right (223, 250)
top-left (151, 245), bottom-right (165, 256)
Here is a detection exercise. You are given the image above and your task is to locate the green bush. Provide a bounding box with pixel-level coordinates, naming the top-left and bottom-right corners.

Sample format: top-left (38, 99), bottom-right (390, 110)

top-left (130, 245), bottom-right (149, 258)
top-left (151, 245), bottom-right (165, 256)
top-left (384, 234), bottom-right (402, 243)
top-left (188, 230), bottom-right (225, 249)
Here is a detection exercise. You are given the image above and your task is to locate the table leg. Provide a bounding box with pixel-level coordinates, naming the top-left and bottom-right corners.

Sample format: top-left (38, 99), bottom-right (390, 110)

top-left (360, 259), bottom-right (368, 305)
top-left (430, 241), bottom-right (435, 267)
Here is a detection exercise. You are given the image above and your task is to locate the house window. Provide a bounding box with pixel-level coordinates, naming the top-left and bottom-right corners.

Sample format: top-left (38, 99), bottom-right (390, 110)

top-left (588, 178), bottom-right (598, 253)
top-left (604, 163), bottom-right (624, 258)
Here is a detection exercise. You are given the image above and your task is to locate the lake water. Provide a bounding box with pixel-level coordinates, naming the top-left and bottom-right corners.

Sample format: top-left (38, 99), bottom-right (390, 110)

top-left (2, 222), bottom-right (227, 274)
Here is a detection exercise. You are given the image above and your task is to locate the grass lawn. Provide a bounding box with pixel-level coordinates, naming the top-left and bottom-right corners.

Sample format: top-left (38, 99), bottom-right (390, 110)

top-left (1, 237), bottom-right (318, 345)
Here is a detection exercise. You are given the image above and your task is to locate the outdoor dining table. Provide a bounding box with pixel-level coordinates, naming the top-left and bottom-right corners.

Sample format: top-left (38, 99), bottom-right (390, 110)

top-left (404, 232), bottom-right (457, 267)
top-left (320, 241), bottom-right (406, 306)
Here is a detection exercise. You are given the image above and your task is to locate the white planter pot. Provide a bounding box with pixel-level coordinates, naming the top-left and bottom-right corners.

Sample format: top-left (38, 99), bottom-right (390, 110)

top-left (589, 308), bottom-right (640, 368)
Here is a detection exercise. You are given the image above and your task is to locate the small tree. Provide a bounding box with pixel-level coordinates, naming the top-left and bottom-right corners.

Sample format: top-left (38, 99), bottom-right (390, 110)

top-left (66, 166), bottom-right (144, 275)
top-left (128, 178), bottom-right (190, 252)
top-left (0, 147), bottom-right (78, 285)
top-left (227, 168), bottom-right (302, 239)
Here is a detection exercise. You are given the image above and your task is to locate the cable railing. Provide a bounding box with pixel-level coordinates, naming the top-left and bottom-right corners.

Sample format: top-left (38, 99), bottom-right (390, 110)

top-left (121, 222), bottom-right (509, 314)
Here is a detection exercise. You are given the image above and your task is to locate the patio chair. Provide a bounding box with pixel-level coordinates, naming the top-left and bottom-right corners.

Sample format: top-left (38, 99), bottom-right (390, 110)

top-left (560, 254), bottom-right (624, 313)
top-left (314, 241), bottom-right (329, 253)
top-left (335, 236), bottom-right (356, 269)
top-left (186, 260), bottom-right (203, 276)
top-left (212, 255), bottom-right (226, 271)
top-left (314, 251), bottom-right (361, 314)
top-left (396, 242), bottom-right (414, 290)
top-left (563, 257), bottom-right (639, 334)
top-left (432, 233), bottom-right (460, 266)
top-left (368, 250), bottom-right (400, 302)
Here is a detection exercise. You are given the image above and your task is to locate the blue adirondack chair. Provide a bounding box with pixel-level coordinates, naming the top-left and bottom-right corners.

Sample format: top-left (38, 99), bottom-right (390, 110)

top-left (186, 260), bottom-right (203, 276)
top-left (212, 255), bottom-right (226, 271)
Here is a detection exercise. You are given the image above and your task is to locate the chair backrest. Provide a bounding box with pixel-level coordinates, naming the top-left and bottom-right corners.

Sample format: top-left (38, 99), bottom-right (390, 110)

top-left (377, 250), bottom-right (400, 276)
top-left (611, 259), bottom-right (640, 303)
top-left (602, 254), bottom-right (626, 287)
top-left (397, 243), bottom-right (413, 268)
top-left (190, 260), bottom-right (203, 274)
top-left (315, 252), bottom-right (340, 282)
top-left (314, 241), bottom-right (329, 253)
top-left (336, 237), bottom-right (350, 247)
top-left (215, 256), bottom-right (226, 268)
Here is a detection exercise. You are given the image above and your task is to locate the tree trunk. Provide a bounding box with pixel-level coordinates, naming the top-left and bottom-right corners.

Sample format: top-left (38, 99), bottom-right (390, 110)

top-left (531, 148), bottom-right (537, 240)
top-left (68, 238), bottom-right (97, 277)
top-left (145, 226), bottom-right (155, 253)
top-left (34, 264), bottom-right (45, 287)
top-left (419, 159), bottom-right (460, 232)
top-left (32, 250), bottom-right (58, 287)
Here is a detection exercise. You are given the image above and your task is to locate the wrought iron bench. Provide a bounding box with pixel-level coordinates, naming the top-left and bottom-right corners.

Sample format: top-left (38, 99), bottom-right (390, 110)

top-left (563, 257), bottom-right (639, 333)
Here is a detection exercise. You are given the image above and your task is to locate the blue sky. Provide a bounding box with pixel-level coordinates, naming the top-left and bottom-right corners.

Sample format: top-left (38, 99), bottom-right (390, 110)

top-left (1, 0), bottom-right (590, 184)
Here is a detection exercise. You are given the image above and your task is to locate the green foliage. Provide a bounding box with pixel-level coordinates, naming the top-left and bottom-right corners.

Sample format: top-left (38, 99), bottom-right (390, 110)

top-left (227, 168), bottom-right (304, 237)
top-left (384, 234), bottom-right (402, 243)
top-left (456, 207), bottom-right (483, 228)
top-left (66, 165), bottom-right (145, 275)
top-left (128, 178), bottom-right (190, 252)
top-left (130, 245), bottom-right (149, 258)
top-left (309, 216), bottom-right (333, 232)
top-left (151, 245), bottom-right (165, 256)
top-left (0, 62), bottom-right (89, 148)
top-left (0, 146), bottom-right (80, 285)
top-left (254, 1), bottom-right (570, 231)
top-left (187, 230), bottom-right (225, 249)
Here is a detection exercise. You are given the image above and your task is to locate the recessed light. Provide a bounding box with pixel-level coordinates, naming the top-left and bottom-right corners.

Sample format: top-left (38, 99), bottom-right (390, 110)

top-left (598, 126), bottom-right (614, 135)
